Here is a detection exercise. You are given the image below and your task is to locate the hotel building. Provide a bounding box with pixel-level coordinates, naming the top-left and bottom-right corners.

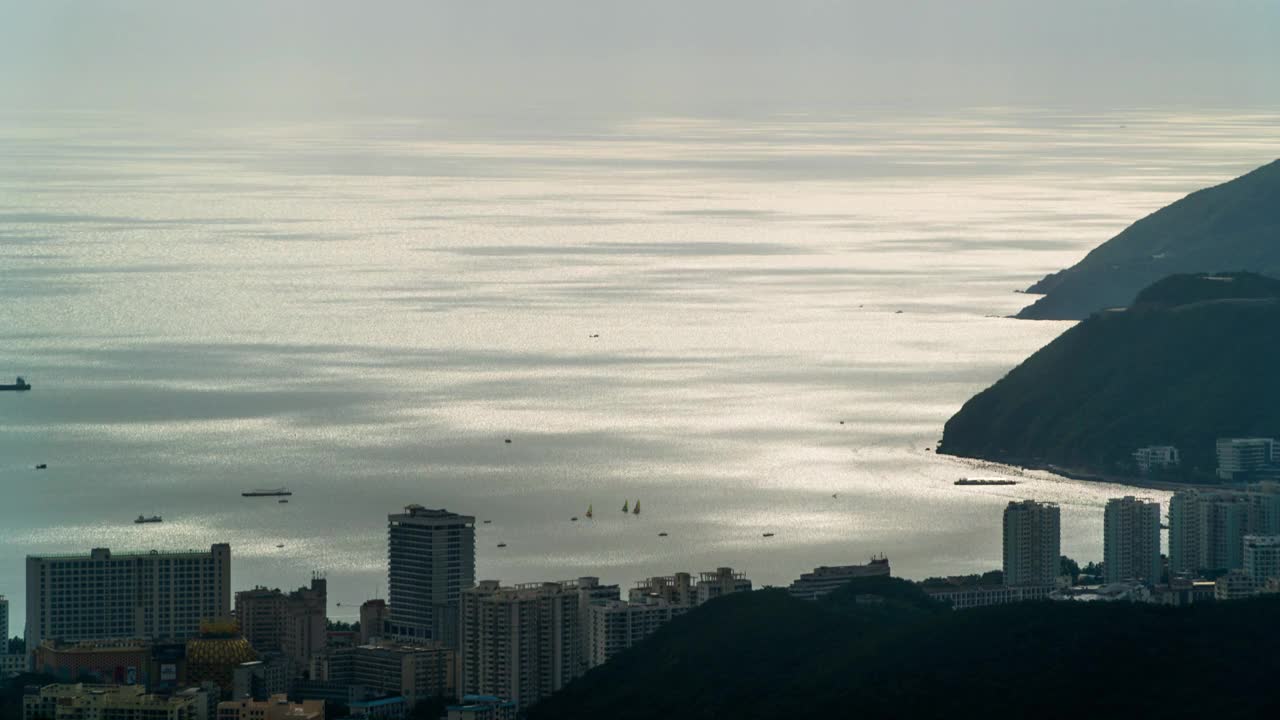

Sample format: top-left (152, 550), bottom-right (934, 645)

top-left (387, 506), bottom-right (475, 646)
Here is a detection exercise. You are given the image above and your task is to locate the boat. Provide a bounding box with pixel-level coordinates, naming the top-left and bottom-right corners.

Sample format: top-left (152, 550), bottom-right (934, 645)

top-left (622, 500), bottom-right (629, 513)
top-left (632, 500), bottom-right (640, 515)
top-left (278, 499), bottom-right (289, 503)
top-left (496, 542), bottom-right (507, 548)
top-left (0, 376), bottom-right (30, 392)
top-left (242, 488), bottom-right (292, 497)
top-left (504, 438), bottom-right (512, 444)
top-left (276, 544), bottom-right (284, 548)
top-left (483, 520), bottom-right (492, 524)
top-left (585, 504), bottom-right (593, 519)
top-left (135, 515), bottom-right (162, 524)
top-left (571, 517), bottom-right (578, 522)
top-left (762, 532), bottom-right (775, 538)
top-left (954, 478), bottom-right (1018, 486)
top-left (35, 463), bottom-right (47, 470)
top-left (658, 532), bottom-right (668, 537)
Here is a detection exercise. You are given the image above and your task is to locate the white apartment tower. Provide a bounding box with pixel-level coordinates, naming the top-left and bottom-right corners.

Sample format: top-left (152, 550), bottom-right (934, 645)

top-left (25, 544), bottom-right (231, 650)
top-left (1002, 501), bottom-right (1060, 587)
top-left (1103, 497), bottom-right (1162, 584)
top-left (460, 579), bottom-right (589, 709)
top-left (1168, 491), bottom-right (1247, 575)
top-left (387, 505), bottom-right (476, 646)
top-left (1243, 535), bottom-right (1280, 586)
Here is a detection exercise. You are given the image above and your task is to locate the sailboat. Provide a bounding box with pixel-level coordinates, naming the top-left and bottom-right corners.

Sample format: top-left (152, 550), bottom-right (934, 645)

top-left (585, 504), bottom-right (593, 519)
top-left (622, 500), bottom-right (629, 513)
top-left (632, 500), bottom-right (641, 515)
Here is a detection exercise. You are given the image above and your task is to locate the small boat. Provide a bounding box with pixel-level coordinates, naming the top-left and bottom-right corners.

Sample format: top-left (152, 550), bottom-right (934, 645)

top-left (276, 544), bottom-right (284, 548)
top-left (483, 520), bottom-right (492, 524)
top-left (585, 504), bottom-right (593, 519)
top-left (504, 438), bottom-right (512, 444)
top-left (278, 499), bottom-right (289, 503)
top-left (496, 542), bottom-right (507, 548)
top-left (622, 500), bottom-right (629, 513)
top-left (954, 478), bottom-right (1018, 486)
top-left (658, 532), bottom-right (668, 537)
top-left (571, 517), bottom-right (578, 522)
top-left (0, 376), bottom-right (31, 392)
top-left (135, 515), bottom-right (162, 524)
top-left (831, 493), bottom-right (838, 498)
top-left (589, 333), bottom-right (600, 338)
top-left (632, 500), bottom-right (640, 515)
top-left (762, 532), bottom-right (775, 538)
top-left (35, 463), bottom-right (47, 470)
top-left (242, 488), bottom-right (292, 497)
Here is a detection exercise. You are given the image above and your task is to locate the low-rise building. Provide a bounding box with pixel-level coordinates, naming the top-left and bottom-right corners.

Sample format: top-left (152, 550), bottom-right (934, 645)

top-left (2, 653), bottom-right (29, 676)
top-left (1243, 535), bottom-right (1280, 586)
top-left (922, 583), bottom-right (1053, 610)
top-left (233, 576), bottom-right (327, 671)
top-left (231, 656), bottom-right (291, 701)
top-left (311, 641), bottom-right (457, 705)
top-left (216, 693), bottom-right (324, 720)
top-left (1217, 437), bottom-right (1278, 481)
top-left (359, 600), bottom-right (389, 645)
top-left (447, 694), bottom-right (518, 720)
top-left (347, 695), bottom-right (408, 719)
top-left (1050, 582), bottom-right (1152, 603)
top-left (1134, 446), bottom-right (1180, 474)
top-left (1215, 569), bottom-right (1259, 601)
top-left (34, 638), bottom-right (152, 685)
top-left (24, 683), bottom-right (198, 720)
top-left (788, 556), bottom-right (890, 600)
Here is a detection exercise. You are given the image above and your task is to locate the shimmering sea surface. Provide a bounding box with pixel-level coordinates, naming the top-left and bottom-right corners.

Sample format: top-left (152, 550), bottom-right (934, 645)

top-left (2, 108), bottom-right (1278, 622)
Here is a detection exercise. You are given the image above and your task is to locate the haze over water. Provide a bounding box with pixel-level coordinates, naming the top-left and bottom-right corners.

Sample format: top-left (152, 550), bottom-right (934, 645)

top-left (2, 108), bottom-right (1278, 620)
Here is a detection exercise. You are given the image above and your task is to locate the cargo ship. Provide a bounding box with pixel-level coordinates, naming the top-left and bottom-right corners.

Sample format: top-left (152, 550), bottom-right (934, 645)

top-left (135, 515), bottom-right (162, 524)
top-left (242, 488), bottom-right (293, 497)
top-left (0, 377), bottom-right (31, 391)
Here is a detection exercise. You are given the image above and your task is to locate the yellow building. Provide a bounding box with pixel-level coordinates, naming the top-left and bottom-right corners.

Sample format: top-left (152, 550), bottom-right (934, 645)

top-left (216, 694), bottom-right (324, 720)
top-left (23, 683), bottom-right (196, 720)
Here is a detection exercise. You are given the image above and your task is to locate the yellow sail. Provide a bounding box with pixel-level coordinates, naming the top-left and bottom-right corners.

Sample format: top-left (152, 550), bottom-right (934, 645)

top-left (622, 500), bottom-right (629, 512)
top-left (586, 504), bottom-right (593, 518)
top-left (633, 500), bottom-right (641, 515)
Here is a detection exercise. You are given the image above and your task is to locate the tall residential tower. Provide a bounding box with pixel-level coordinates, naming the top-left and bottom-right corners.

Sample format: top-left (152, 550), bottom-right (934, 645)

top-left (1002, 501), bottom-right (1060, 587)
top-left (1103, 497), bottom-right (1162, 584)
top-left (387, 505), bottom-right (475, 646)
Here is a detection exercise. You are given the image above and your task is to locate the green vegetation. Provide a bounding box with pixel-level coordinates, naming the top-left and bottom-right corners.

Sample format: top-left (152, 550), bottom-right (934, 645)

top-left (940, 273), bottom-right (1280, 479)
top-left (527, 577), bottom-right (1280, 719)
top-left (1018, 158), bottom-right (1280, 319)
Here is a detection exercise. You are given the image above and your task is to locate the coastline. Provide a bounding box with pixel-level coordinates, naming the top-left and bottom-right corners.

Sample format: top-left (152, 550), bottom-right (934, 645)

top-left (940, 451), bottom-right (1217, 494)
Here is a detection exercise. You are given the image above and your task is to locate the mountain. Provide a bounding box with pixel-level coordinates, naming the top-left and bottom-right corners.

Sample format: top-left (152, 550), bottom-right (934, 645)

top-left (940, 273), bottom-right (1280, 478)
top-left (527, 577), bottom-right (1280, 720)
top-left (1017, 159), bottom-right (1280, 320)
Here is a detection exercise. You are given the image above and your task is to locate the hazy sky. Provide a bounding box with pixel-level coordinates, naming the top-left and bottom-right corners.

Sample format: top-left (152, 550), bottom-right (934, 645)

top-left (2, 1), bottom-right (1278, 120)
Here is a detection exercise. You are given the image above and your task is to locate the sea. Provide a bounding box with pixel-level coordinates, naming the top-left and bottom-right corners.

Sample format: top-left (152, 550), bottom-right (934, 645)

top-left (2, 107), bottom-right (1278, 623)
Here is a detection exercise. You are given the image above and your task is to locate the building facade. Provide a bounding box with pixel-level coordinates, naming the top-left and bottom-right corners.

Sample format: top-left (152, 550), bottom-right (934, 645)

top-left (447, 695), bottom-right (518, 720)
top-left (360, 599), bottom-right (389, 645)
top-left (24, 683), bottom-right (197, 720)
top-left (788, 557), bottom-right (891, 600)
top-left (1217, 437), bottom-right (1277, 480)
top-left (1103, 496), bottom-right (1162, 584)
top-left (922, 583), bottom-right (1053, 610)
top-left (1003, 501), bottom-right (1060, 587)
top-left (387, 506), bottom-right (475, 646)
top-left (586, 597), bottom-right (689, 668)
top-left (694, 567), bottom-right (752, 604)
top-left (460, 579), bottom-right (588, 708)
top-left (25, 545), bottom-right (231, 651)
top-left (312, 641), bottom-right (458, 705)
top-left (1168, 491), bottom-right (1248, 575)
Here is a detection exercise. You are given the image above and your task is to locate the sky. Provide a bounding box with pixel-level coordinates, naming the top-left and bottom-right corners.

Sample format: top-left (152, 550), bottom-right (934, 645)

top-left (1, 1), bottom-right (1278, 121)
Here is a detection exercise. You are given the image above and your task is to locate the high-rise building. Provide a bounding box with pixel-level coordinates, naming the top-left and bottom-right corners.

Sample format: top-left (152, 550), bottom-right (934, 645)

top-left (25, 544), bottom-right (231, 650)
top-left (628, 573), bottom-right (694, 605)
top-left (1103, 497), bottom-right (1162, 584)
top-left (387, 506), bottom-right (476, 646)
top-left (1243, 535), bottom-right (1280, 586)
top-left (586, 597), bottom-right (690, 669)
top-left (359, 599), bottom-right (389, 645)
top-left (1002, 501), bottom-right (1060, 587)
top-left (1217, 437), bottom-right (1278, 480)
top-left (23, 683), bottom-right (197, 720)
top-left (788, 557), bottom-right (891, 600)
top-left (695, 567), bottom-right (753, 604)
top-left (460, 579), bottom-right (589, 708)
top-left (1, 594), bottom-right (8, 644)
top-left (1168, 491), bottom-right (1248, 575)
